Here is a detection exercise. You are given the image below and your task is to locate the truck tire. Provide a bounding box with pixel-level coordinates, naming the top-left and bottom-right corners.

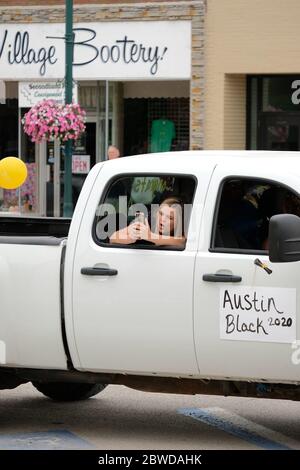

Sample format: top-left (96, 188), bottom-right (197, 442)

top-left (32, 382), bottom-right (107, 402)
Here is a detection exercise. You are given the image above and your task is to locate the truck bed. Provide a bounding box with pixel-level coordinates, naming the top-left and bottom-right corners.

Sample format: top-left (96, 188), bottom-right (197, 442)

top-left (0, 216), bottom-right (71, 238)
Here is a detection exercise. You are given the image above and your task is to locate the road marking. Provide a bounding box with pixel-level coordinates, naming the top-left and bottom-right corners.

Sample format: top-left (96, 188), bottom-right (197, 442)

top-left (179, 407), bottom-right (299, 450)
top-left (0, 430), bottom-right (93, 450)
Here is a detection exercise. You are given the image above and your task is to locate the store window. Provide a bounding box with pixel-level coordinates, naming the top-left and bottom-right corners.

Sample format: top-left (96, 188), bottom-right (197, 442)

top-left (248, 76), bottom-right (300, 151)
top-left (124, 98), bottom-right (189, 156)
top-left (0, 82), bottom-right (39, 215)
top-left (212, 177), bottom-right (300, 253)
top-left (261, 77), bottom-right (300, 112)
top-left (123, 80), bottom-right (190, 156)
top-left (93, 174), bottom-right (196, 250)
top-left (0, 83), bottom-right (21, 214)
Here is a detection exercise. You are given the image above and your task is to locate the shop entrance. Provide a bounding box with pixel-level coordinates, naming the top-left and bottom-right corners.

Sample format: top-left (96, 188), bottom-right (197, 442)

top-left (38, 80), bottom-right (120, 217)
top-left (259, 113), bottom-right (300, 151)
top-left (45, 121), bottom-right (97, 217)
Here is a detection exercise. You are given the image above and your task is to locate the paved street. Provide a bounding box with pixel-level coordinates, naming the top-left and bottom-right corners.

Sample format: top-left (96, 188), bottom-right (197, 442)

top-left (0, 383), bottom-right (300, 450)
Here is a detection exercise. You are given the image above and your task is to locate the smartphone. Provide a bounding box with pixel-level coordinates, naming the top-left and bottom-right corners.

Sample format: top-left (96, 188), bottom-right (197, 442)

top-left (134, 211), bottom-right (145, 224)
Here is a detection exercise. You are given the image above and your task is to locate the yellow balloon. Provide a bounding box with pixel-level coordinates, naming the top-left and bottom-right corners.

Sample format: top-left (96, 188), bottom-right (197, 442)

top-left (0, 157), bottom-right (28, 190)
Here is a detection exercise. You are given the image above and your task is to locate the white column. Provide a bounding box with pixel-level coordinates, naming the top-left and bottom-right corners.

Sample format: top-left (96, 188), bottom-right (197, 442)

top-left (54, 139), bottom-right (61, 217)
top-left (37, 142), bottom-right (47, 217)
top-left (0, 81), bottom-right (5, 104)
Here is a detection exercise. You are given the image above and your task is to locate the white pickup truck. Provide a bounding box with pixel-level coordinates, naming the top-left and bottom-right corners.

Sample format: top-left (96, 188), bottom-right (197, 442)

top-left (1, 150), bottom-right (300, 402)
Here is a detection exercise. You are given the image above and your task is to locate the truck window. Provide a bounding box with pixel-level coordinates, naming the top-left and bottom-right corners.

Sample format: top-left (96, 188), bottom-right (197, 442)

top-left (212, 178), bottom-right (300, 253)
top-left (93, 174), bottom-right (196, 250)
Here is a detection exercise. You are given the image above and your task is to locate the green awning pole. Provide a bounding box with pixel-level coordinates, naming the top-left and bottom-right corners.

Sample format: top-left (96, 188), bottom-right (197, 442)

top-left (63, 0), bottom-right (74, 217)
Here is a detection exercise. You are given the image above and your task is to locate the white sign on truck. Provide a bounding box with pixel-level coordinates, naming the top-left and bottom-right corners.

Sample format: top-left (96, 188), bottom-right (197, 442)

top-left (220, 286), bottom-right (296, 343)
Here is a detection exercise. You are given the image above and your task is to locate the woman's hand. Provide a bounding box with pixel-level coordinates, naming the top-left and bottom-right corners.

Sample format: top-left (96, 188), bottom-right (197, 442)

top-left (134, 218), bottom-right (157, 242)
top-left (127, 222), bottom-right (141, 241)
top-left (110, 225), bottom-right (139, 244)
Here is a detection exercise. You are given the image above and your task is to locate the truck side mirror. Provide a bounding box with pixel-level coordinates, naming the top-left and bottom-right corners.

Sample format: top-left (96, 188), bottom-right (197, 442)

top-left (269, 214), bottom-right (300, 263)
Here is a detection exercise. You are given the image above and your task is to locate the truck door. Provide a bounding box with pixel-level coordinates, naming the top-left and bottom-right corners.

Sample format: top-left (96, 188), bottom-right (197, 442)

top-left (70, 164), bottom-right (212, 375)
top-left (194, 163), bottom-right (300, 382)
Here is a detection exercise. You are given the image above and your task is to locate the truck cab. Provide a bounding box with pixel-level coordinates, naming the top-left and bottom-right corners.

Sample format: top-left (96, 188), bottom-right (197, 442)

top-left (1, 150), bottom-right (300, 402)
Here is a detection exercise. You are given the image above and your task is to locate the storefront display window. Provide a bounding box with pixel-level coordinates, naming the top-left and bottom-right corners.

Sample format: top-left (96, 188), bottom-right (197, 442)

top-left (248, 75), bottom-right (300, 151)
top-left (124, 97), bottom-right (189, 157)
top-left (0, 94), bottom-right (20, 213)
top-left (262, 77), bottom-right (299, 112)
top-left (2, 162), bottom-right (37, 213)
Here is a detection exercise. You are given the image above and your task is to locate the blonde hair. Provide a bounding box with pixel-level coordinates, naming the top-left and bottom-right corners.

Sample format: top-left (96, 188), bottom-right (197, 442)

top-left (157, 197), bottom-right (184, 236)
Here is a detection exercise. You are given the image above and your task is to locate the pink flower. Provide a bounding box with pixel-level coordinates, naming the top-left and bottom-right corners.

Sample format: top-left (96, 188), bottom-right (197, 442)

top-left (22, 99), bottom-right (86, 143)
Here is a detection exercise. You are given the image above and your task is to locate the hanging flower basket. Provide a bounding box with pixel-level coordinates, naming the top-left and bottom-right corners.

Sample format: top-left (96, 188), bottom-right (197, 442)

top-left (22, 99), bottom-right (86, 143)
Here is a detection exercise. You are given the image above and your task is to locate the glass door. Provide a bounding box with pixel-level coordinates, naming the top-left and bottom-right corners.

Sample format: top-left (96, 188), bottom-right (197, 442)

top-left (79, 81), bottom-right (123, 161)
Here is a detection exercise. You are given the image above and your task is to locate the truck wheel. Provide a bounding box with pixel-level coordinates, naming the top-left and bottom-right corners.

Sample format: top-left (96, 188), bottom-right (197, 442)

top-left (32, 382), bottom-right (107, 402)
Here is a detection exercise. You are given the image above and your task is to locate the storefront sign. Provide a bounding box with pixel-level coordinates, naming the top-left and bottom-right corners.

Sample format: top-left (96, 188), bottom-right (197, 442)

top-left (72, 155), bottom-right (90, 174)
top-left (0, 22), bottom-right (191, 80)
top-left (220, 286), bottom-right (296, 343)
top-left (18, 81), bottom-right (78, 107)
